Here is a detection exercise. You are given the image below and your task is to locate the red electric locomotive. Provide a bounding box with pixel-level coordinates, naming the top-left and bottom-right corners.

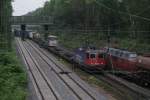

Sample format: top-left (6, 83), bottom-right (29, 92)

top-left (73, 47), bottom-right (106, 69)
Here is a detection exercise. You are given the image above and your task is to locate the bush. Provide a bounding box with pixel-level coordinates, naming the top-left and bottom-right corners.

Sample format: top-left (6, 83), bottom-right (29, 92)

top-left (0, 52), bottom-right (27, 100)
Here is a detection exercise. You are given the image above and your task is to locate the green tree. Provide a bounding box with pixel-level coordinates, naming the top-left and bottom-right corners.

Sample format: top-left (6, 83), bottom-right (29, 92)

top-left (0, 0), bottom-right (12, 51)
top-left (27, 0), bottom-right (150, 40)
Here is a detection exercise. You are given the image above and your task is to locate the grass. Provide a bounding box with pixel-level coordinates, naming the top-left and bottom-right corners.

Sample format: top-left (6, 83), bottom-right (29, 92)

top-left (0, 52), bottom-right (27, 100)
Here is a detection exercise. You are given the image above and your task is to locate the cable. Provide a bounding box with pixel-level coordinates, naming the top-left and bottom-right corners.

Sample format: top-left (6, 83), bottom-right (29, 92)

top-left (136, 6), bottom-right (150, 15)
top-left (95, 0), bottom-right (150, 21)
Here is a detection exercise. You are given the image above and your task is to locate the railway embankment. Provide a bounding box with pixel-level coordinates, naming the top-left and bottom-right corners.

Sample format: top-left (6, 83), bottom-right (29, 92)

top-left (0, 51), bottom-right (27, 100)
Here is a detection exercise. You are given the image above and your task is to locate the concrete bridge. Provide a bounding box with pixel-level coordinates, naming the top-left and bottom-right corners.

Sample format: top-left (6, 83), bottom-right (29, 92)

top-left (11, 16), bottom-right (53, 25)
top-left (11, 16), bottom-right (54, 32)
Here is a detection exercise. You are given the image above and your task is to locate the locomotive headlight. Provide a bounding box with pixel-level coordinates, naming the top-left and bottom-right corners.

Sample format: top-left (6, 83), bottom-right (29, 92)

top-left (138, 59), bottom-right (142, 63)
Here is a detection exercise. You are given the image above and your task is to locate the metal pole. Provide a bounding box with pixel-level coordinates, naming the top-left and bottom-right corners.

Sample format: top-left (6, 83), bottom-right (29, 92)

top-left (44, 24), bottom-right (49, 40)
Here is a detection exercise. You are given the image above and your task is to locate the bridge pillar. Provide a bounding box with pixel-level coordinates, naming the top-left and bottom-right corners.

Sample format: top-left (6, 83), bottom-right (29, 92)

top-left (43, 24), bottom-right (49, 39)
top-left (20, 24), bottom-right (27, 41)
top-left (21, 24), bottom-right (26, 31)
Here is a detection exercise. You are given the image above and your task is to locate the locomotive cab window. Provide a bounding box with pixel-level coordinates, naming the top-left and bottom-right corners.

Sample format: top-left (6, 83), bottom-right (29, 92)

top-left (115, 50), bottom-right (120, 57)
top-left (48, 35), bottom-right (57, 41)
top-left (48, 37), bottom-right (57, 41)
top-left (86, 53), bottom-right (89, 59)
top-left (98, 54), bottom-right (104, 58)
top-left (125, 53), bottom-right (129, 59)
top-left (129, 53), bottom-right (137, 58)
top-left (119, 52), bottom-right (123, 57)
top-left (110, 50), bottom-right (114, 55)
top-left (90, 54), bottom-right (96, 58)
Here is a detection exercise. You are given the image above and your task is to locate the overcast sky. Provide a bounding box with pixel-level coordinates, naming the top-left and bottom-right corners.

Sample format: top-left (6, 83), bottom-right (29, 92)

top-left (12, 0), bottom-right (49, 16)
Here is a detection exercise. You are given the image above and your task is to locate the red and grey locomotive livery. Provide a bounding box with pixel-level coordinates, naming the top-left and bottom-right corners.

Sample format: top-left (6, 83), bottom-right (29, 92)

top-left (103, 47), bottom-right (150, 85)
top-left (73, 47), bottom-right (106, 69)
top-left (105, 48), bottom-right (138, 73)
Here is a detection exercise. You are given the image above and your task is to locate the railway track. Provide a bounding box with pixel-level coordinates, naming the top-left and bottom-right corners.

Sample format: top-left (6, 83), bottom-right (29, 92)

top-left (16, 38), bottom-right (107, 100)
top-left (95, 74), bottom-right (150, 100)
top-left (16, 39), bottom-right (58, 100)
top-left (30, 39), bottom-right (150, 100)
top-left (27, 39), bottom-right (107, 100)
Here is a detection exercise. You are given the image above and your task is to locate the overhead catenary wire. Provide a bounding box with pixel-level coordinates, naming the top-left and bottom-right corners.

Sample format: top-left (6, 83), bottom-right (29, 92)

top-left (95, 0), bottom-right (150, 22)
top-left (135, 6), bottom-right (150, 15)
top-left (77, 0), bottom-right (150, 27)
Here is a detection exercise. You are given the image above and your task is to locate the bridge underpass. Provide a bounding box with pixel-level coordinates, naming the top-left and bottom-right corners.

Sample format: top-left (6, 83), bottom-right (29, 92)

top-left (11, 16), bottom-right (54, 38)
